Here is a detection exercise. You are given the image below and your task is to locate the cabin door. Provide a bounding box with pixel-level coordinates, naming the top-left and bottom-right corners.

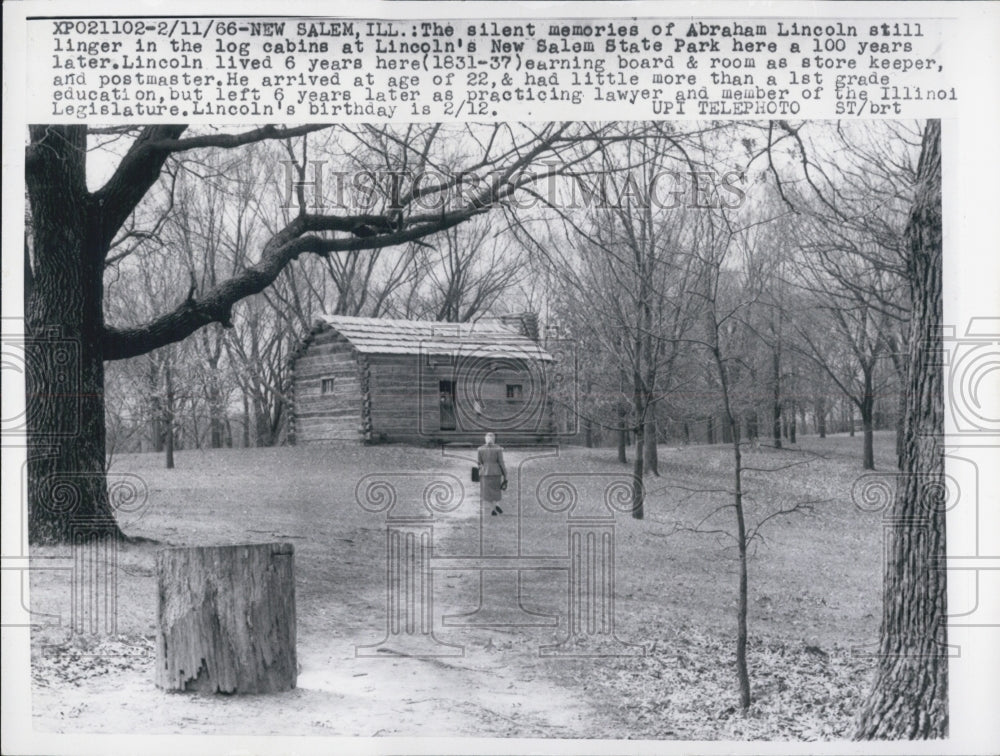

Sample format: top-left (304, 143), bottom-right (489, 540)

top-left (439, 380), bottom-right (456, 430)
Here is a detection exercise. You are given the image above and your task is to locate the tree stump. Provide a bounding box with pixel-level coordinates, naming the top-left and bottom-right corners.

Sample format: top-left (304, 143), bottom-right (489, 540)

top-left (155, 543), bottom-right (296, 694)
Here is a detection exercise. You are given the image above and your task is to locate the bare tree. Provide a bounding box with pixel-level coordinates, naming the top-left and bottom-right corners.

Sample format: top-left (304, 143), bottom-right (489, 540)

top-left (756, 121), bottom-right (917, 466)
top-left (670, 206), bottom-right (819, 712)
top-left (544, 125), bottom-right (708, 517)
top-left (222, 296), bottom-right (289, 446)
top-left (790, 250), bottom-right (897, 470)
top-left (416, 217), bottom-right (527, 322)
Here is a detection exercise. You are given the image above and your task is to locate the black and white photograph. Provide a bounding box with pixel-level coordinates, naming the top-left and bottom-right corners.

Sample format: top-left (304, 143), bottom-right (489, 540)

top-left (3, 4), bottom-right (998, 755)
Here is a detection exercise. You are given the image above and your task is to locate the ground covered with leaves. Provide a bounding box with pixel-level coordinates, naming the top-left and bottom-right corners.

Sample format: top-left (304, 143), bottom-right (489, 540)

top-left (32, 633), bottom-right (155, 690)
top-left (553, 627), bottom-right (874, 740)
top-left (27, 433), bottom-right (893, 739)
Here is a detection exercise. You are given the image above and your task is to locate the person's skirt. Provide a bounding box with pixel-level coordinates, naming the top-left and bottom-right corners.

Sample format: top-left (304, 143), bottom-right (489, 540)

top-left (481, 474), bottom-right (503, 503)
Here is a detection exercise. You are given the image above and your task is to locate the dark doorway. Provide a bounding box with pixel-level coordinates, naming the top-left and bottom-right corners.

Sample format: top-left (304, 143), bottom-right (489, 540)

top-left (439, 380), bottom-right (456, 430)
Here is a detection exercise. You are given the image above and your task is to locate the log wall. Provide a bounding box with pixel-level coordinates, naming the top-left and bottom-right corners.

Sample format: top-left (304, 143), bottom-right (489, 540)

top-left (367, 354), bottom-right (553, 443)
top-left (290, 330), bottom-right (363, 443)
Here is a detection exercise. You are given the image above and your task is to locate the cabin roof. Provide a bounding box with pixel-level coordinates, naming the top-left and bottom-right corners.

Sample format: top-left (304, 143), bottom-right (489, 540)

top-left (313, 315), bottom-right (553, 361)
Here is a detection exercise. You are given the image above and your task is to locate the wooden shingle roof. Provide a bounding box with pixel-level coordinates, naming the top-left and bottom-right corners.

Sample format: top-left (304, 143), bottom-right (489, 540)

top-left (315, 315), bottom-right (553, 361)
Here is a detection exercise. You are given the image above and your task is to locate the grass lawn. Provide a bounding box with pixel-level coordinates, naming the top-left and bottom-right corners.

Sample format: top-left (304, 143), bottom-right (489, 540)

top-left (29, 431), bottom-right (895, 739)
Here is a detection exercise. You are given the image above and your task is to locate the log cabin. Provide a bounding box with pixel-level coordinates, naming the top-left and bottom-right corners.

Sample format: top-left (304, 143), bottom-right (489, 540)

top-left (288, 313), bottom-right (556, 445)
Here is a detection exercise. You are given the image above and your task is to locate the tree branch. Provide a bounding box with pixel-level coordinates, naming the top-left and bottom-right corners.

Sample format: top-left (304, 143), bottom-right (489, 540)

top-left (101, 204), bottom-right (489, 360)
top-left (91, 125), bottom-right (332, 251)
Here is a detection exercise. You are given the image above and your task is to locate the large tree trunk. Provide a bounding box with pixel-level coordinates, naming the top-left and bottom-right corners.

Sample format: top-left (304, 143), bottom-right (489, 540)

top-left (25, 126), bottom-right (123, 545)
top-left (855, 120), bottom-right (946, 739)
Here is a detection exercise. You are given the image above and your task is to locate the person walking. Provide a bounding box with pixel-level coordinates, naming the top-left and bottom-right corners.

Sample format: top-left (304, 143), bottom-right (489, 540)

top-left (477, 432), bottom-right (508, 516)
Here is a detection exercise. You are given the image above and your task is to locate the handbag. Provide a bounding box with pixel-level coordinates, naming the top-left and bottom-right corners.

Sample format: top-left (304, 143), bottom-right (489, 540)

top-left (471, 466), bottom-right (480, 483)
top-left (500, 478), bottom-right (508, 491)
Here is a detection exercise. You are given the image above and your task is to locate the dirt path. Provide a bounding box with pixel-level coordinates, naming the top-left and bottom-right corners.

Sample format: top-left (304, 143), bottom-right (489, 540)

top-left (293, 448), bottom-right (606, 737)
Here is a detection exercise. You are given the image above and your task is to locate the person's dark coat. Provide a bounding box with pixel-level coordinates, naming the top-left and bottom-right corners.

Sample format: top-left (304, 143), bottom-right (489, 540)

top-left (477, 442), bottom-right (507, 503)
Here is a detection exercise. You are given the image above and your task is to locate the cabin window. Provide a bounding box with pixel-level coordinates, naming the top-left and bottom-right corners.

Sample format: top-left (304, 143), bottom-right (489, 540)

top-left (321, 377), bottom-right (335, 394)
top-left (506, 384), bottom-right (523, 400)
top-left (426, 353), bottom-right (455, 367)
